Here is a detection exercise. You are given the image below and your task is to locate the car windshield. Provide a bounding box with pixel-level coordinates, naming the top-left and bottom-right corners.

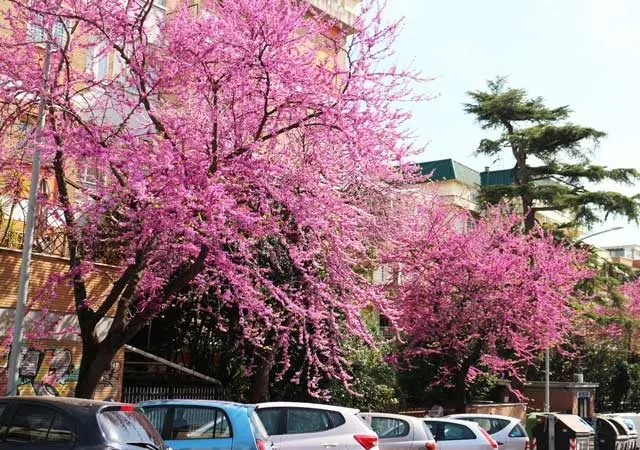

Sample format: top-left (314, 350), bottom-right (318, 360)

top-left (98, 409), bottom-right (165, 448)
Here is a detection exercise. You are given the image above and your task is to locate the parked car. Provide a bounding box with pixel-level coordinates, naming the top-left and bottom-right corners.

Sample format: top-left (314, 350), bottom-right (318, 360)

top-left (447, 413), bottom-right (529, 450)
top-left (255, 401), bottom-right (379, 450)
top-left (359, 412), bottom-right (437, 450)
top-left (0, 396), bottom-right (167, 450)
top-left (139, 399), bottom-right (273, 450)
top-left (423, 417), bottom-right (497, 450)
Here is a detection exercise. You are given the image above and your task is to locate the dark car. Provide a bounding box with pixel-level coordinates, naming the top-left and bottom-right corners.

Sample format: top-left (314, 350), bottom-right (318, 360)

top-left (0, 396), bottom-right (169, 450)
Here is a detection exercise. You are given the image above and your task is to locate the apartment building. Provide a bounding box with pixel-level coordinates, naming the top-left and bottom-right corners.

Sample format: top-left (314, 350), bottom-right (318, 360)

top-left (602, 244), bottom-right (640, 269)
top-left (418, 158), bottom-right (574, 225)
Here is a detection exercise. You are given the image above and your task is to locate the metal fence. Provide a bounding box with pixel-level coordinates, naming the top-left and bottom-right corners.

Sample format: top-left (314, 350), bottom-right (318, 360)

top-left (122, 384), bottom-right (222, 404)
top-left (0, 203), bottom-right (68, 257)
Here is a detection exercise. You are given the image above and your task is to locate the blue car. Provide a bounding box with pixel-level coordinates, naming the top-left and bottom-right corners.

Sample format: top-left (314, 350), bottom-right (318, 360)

top-left (139, 400), bottom-right (273, 450)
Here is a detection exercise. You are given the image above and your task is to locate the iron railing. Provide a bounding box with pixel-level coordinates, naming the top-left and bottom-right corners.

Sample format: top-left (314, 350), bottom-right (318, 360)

top-left (0, 203), bottom-right (68, 257)
top-left (122, 384), bottom-right (222, 404)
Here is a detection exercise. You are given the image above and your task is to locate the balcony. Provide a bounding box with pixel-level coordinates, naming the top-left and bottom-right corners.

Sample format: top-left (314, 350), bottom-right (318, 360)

top-left (307, 0), bottom-right (359, 28)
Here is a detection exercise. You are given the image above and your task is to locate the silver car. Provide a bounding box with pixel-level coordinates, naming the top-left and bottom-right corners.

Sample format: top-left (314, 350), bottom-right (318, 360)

top-left (448, 414), bottom-right (529, 450)
top-left (359, 412), bottom-right (437, 450)
top-left (423, 417), bottom-right (497, 450)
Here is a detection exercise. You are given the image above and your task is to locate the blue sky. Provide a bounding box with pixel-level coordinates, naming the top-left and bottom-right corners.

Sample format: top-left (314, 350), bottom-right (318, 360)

top-left (383, 0), bottom-right (640, 247)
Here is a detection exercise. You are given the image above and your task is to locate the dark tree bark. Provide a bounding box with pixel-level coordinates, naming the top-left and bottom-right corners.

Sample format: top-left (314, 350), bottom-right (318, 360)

top-left (249, 345), bottom-right (278, 403)
top-left (452, 361), bottom-right (472, 414)
top-left (74, 336), bottom-right (117, 398)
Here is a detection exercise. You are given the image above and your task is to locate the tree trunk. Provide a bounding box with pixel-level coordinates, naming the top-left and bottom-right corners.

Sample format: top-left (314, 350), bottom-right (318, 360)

top-left (74, 337), bottom-right (117, 399)
top-left (452, 353), bottom-right (479, 413)
top-left (524, 205), bottom-right (536, 233)
top-left (452, 367), bottom-right (470, 413)
top-left (249, 345), bottom-right (277, 403)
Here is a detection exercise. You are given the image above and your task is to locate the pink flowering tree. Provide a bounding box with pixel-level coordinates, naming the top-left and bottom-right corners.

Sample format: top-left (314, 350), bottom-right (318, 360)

top-left (387, 204), bottom-right (591, 412)
top-left (0, 0), bottom-right (423, 397)
top-left (621, 279), bottom-right (640, 319)
top-left (601, 278), bottom-right (640, 351)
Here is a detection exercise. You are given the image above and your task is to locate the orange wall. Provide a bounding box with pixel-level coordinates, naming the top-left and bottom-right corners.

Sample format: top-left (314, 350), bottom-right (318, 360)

top-left (0, 247), bottom-right (117, 313)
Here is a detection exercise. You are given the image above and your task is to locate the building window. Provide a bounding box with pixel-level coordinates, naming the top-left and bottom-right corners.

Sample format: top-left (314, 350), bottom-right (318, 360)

top-left (28, 16), bottom-right (68, 47)
top-left (40, 179), bottom-right (50, 197)
top-left (87, 44), bottom-right (109, 81)
top-left (79, 164), bottom-right (100, 186)
top-left (578, 397), bottom-right (588, 418)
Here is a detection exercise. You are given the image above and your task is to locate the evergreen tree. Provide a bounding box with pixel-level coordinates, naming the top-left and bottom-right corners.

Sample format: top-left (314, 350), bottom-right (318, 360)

top-left (465, 77), bottom-right (640, 231)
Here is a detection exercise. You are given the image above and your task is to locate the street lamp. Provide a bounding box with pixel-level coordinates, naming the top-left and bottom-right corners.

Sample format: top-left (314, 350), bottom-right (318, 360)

top-left (5, 40), bottom-right (52, 396)
top-left (576, 226), bottom-right (624, 244)
top-left (543, 225), bottom-right (624, 413)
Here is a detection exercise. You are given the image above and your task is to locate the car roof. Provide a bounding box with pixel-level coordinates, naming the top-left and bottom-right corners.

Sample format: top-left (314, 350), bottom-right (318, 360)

top-left (138, 399), bottom-right (255, 411)
top-left (1, 396), bottom-right (120, 408)
top-left (257, 402), bottom-right (359, 415)
top-left (360, 412), bottom-right (424, 423)
top-left (0, 396), bottom-right (130, 419)
top-left (424, 417), bottom-right (483, 428)
top-left (449, 413), bottom-right (521, 423)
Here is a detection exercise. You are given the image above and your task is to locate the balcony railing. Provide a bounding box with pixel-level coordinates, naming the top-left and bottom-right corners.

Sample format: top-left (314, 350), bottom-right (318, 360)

top-left (307, 0), bottom-right (358, 28)
top-left (0, 204), bottom-right (68, 257)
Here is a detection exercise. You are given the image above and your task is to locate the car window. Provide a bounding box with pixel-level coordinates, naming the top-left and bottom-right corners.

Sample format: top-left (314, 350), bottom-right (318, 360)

top-left (422, 422), bottom-right (435, 440)
top-left (508, 424), bottom-right (527, 438)
top-left (0, 404), bottom-right (8, 437)
top-left (286, 408), bottom-right (332, 434)
top-left (423, 421), bottom-right (438, 438)
top-left (467, 417), bottom-right (511, 434)
top-left (371, 417), bottom-right (410, 438)
top-left (141, 406), bottom-right (169, 435)
top-left (250, 410), bottom-right (269, 440)
top-left (168, 406), bottom-right (232, 440)
top-left (47, 413), bottom-right (75, 443)
top-left (328, 411), bottom-right (346, 428)
top-left (256, 408), bottom-right (285, 436)
top-left (98, 408), bottom-right (164, 447)
top-left (5, 404), bottom-right (74, 443)
top-left (441, 422), bottom-right (476, 440)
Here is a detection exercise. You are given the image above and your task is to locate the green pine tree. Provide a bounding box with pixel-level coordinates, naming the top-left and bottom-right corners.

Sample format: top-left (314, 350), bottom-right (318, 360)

top-left (465, 77), bottom-right (640, 231)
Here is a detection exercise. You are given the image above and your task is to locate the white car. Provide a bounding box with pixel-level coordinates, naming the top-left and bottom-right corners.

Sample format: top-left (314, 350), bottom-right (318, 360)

top-left (448, 414), bottom-right (529, 450)
top-left (359, 412), bottom-right (437, 450)
top-left (255, 401), bottom-right (379, 450)
top-left (423, 417), bottom-right (498, 450)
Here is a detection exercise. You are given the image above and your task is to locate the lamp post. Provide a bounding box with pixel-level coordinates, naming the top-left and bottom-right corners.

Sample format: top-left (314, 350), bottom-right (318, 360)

top-left (576, 226), bottom-right (624, 244)
top-left (543, 225), bottom-right (624, 412)
top-left (5, 40), bottom-right (52, 396)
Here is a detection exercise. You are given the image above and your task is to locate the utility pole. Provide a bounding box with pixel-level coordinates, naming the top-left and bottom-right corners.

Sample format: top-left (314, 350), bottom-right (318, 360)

top-left (544, 347), bottom-right (550, 412)
top-left (6, 40), bottom-right (52, 395)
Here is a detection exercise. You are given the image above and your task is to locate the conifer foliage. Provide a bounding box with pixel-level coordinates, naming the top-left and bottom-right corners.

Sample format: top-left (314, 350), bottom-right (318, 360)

top-left (465, 78), bottom-right (639, 231)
